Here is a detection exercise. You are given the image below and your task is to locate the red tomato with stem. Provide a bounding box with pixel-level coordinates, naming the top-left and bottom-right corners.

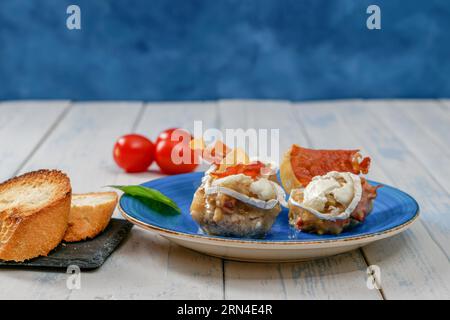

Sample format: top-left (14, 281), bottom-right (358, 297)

top-left (113, 134), bottom-right (155, 173)
top-left (155, 128), bottom-right (198, 174)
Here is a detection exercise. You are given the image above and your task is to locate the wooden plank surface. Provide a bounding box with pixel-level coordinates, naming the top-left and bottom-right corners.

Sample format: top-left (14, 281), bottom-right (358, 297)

top-left (0, 101), bottom-right (69, 181)
top-left (364, 100), bottom-right (450, 256)
top-left (368, 100), bottom-right (450, 190)
top-left (219, 100), bottom-right (291, 300)
top-left (1, 102), bottom-right (143, 299)
top-left (1, 102), bottom-right (223, 299)
top-left (79, 102), bottom-right (224, 299)
top-left (0, 99), bottom-right (449, 300)
top-left (0, 100), bottom-right (70, 299)
top-left (219, 100), bottom-right (381, 300)
top-left (440, 100), bottom-right (450, 111)
top-left (292, 100), bottom-right (450, 299)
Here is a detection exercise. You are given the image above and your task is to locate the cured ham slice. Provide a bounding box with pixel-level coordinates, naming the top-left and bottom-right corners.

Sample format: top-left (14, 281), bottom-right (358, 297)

top-left (280, 144), bottom-right (371, 193)
top-left (290, 145), bottom-right (370, 186)
top-left (210, 161), bottom-right (265, 179)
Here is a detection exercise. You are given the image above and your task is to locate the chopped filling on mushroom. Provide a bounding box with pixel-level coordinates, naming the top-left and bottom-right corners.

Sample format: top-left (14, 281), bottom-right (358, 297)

top-left (190, 162), bottom-right (284, 238)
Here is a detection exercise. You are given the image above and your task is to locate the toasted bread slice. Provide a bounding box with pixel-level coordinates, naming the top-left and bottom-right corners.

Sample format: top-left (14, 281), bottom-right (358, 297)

top-left (63, 192), bottom-right (118, 242)
top-left (279, 146), bottom-right (303, 194)
top-left (0, 170), bottom-right (71, 262)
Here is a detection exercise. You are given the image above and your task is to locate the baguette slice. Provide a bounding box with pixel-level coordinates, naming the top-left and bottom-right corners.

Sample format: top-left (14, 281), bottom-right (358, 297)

top-left (0, 170), bottom-right (71, 262)
top-left (279, 146), bottom-right (303, 194)
top-left (63, 192), bottom-right (118, 242)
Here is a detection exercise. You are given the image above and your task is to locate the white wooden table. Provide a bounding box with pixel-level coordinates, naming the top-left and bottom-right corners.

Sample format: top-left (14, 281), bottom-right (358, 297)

top-left (0, 99), bottom-right (449, 300)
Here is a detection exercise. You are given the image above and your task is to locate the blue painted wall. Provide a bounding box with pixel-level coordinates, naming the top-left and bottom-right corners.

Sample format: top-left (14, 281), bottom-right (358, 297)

top-left (0, 0), bottom-right (449, 101)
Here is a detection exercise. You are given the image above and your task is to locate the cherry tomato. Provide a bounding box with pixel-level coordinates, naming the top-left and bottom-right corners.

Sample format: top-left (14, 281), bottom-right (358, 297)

top-left (113, 134), bottom-right (155, 173)
top-left (155, 128), bottom-right (190, 145)
top-left (155, 128), bottom-right (198, 174)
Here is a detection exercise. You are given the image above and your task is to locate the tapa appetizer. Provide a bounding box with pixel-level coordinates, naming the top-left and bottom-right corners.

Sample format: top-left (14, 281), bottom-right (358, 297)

top-left (280, 145), bottom-right (379, 235)
top-left (190, 141), bottom-right (286, 238)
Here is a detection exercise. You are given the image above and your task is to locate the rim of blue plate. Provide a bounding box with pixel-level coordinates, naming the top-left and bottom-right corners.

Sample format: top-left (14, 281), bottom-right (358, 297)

top-left (119, 172), bottom-right (420, 245)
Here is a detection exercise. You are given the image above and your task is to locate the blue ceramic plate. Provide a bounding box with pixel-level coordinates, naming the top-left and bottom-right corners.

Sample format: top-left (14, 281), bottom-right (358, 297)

top-left (119, 172), bottom-right (419, 262)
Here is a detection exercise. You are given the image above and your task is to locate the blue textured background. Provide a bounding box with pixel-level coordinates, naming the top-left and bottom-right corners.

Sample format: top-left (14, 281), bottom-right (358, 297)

top-left (0, 0), bottom-right (449, 101)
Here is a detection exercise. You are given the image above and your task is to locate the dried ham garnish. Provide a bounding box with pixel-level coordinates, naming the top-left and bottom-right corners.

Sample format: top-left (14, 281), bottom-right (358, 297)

top-left (211, 161), bottom-right (265, 179)
top-left (290, 145), bottom-right (371, 187)
top-left (350, 178), bottom-right (380, 222)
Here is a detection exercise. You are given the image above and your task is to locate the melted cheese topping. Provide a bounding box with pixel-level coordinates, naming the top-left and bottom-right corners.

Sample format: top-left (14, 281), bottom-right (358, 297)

top-left (202, 165), bottom-right (287, 210)
top-left (212, 174), bottom-right (253, 188)
top-left (303, 172), bottom-right (354, 211)
top-left (249, 178), bottom-right (277, 200)
top-left (211, 174), bottom-right (276, 201)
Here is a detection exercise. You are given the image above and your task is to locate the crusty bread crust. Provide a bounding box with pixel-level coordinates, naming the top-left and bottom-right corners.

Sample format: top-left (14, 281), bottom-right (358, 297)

top-left (279, 145), bottom-right (302, 194)
top-left (63, 192), bottom-right (118, 242)
top-left (0, 170), bottom-right (71, 262)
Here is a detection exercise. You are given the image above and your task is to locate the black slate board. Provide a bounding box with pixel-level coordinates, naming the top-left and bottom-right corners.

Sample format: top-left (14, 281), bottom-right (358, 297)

top-left (0, 218), bottom-right (133, 270)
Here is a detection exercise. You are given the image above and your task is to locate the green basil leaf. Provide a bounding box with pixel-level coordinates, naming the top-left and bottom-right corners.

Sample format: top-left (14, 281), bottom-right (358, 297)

top-left (109, 185), bottom-right (181, 215)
